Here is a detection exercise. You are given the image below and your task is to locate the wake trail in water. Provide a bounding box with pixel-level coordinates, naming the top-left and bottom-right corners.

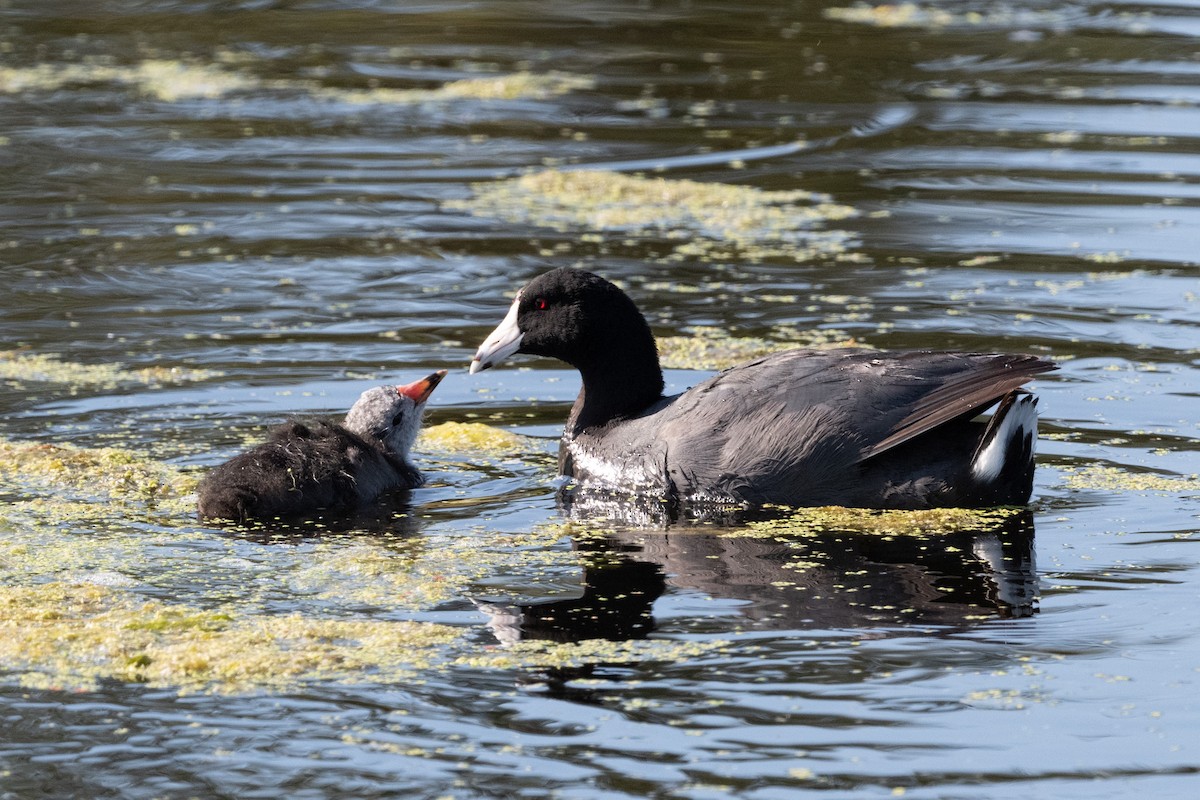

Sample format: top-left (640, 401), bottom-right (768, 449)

top-left (401, 104), bottom-right (917, 181)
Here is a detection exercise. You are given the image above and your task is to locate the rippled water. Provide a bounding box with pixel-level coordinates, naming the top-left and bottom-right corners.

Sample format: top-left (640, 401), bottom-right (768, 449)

top-left (2, 1), bottom-right (1198, 797)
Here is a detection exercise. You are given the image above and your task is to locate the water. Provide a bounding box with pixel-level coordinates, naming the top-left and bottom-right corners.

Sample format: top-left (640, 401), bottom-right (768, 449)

top-left (2, 1), bottom-right (1199, 797)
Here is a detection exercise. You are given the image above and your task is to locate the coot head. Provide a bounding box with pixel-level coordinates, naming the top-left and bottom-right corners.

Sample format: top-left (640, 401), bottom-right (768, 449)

top-left (469, 268), bottom-right (664, 426)
top-left (345, 370), bottom-right (446, 456)
top-left (469, 269), bottom-right (644, 369)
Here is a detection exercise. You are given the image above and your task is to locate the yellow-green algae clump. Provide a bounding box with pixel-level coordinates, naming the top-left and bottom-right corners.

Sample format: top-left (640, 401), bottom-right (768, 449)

top-left (0, 350), bottom-right (218, 390)
top-left (0, 59), bottom-right (592, 105)
top-left (539, 504), bottom-right (1021, 541)
top-left (446, 169), bottom-right (858, 262)
top-left (0, 438), bottom-right (197, 516)
top-left (0, 582), bottom-right (459, 694)
top-left (1061, 465), bottom-right (1198, 494)
top-left (454, 637), bottom-right (729, 670)
top-left (824, 3), bottom-right (1073, 29)
top-left (0, 60), bottom-right (259, 100)
top-left (745, 505), bottom-right (1024, 539)
top-left (315, 71), bottom-right (593, 104)
top-left (419, 421), bottom-right (541, 458)
top-left (295, 524), bottom-right (582, 611)
top-left (657, 326), bottom-right (865, 371)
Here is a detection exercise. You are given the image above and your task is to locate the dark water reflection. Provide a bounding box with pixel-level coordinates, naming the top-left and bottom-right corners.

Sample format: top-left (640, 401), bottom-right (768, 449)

top-left (3, 0), bottom-right (1200, 797)
top-left (479, 511), bottom-right (1037, 662)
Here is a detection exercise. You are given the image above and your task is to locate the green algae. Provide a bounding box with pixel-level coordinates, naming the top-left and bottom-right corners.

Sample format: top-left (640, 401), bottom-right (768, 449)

top-left (0, 582), bottom-right (459, 695)
top-left (0, 438), bottom-right (198, 516)
top-left (824, 3), bottom-right (1075, 29)
top-left (0, 59), bottom-right (592, 105)
top-left (0, 59), bottom-right (259, 100)
top-left (744, 505), bottom-right (1024, 539)
top-left (0, 350), bottom-right (219, 390)
top-left (1061, 465), bottom-right (1199, 495)
top-left (0, 524), bottom-right (176, 586)
top-left (0, 497), bottom-right (137, 530)
top-left (452, 636), bottom-right (729, 670)
top-left (296, 526), bottom-right (580, 611)
top-left (539, 504), bottom-right (1021, 542)
top-left (313, 71), bottom-right (593, 104)
top-left (657, 326), bottom-right (865, 371)
top-left (419, 421), bottom-right (541, 458)
top-left (445, 169), bottom-right (858, 263)
top-left (545, 504), bottom-right (1021, 552)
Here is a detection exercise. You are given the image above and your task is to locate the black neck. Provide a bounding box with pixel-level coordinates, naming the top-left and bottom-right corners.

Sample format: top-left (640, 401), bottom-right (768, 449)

top-left (567, 339), bottom-right (664, 434)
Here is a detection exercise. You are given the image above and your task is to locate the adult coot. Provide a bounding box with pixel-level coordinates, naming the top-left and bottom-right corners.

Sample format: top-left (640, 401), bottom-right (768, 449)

top-left (197, 371), bottom-right (446, 522)
top-left (469, 268), bottom-right (1056, 510)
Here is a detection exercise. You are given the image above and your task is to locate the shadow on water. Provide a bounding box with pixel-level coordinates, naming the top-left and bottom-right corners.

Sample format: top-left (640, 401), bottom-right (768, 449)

top-left (473, 510), bottom-right (1037, 697)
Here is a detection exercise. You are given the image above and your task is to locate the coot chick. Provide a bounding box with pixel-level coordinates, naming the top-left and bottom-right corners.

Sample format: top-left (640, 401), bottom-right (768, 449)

top-left (197, 371), bottom-right (446, 522)
top-left (469, 268), bottom-right (1056, 510)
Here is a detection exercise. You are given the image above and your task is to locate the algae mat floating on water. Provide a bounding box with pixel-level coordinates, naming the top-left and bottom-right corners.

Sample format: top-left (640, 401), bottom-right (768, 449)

top-left (419, 421), bottom-right (542, 458)
top-left (746, 505), bottom-right (1026, 538)
top-left (0, 582), bottom-right (460, 694)
top-left (0, 350), bottom-right (219, 390)
top-left (452, 636), bottom-right (730, 671)
top-left (446, 170), bottom-right (859, 262)
top-left (824, 3), bottom-right (1076, 29)
top-left (657, 326), bottom-right (866, 371)
top-left (0, 437), bottom-right (198, 515)
top-left (0, 59), bottom-right (592, 105)
top-left (543, 503), bottom-right (1025, 541)
top-left (1059, 464), bottom-right (1199, 495)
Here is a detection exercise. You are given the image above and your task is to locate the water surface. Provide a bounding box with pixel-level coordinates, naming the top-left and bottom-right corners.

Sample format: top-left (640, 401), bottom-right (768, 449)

top-left (2, 1), bottom-right (1198, 798)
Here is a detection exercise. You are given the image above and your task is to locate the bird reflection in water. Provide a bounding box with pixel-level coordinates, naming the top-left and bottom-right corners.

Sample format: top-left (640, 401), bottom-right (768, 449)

top-left (473, 509), bottom-right (1036, 694)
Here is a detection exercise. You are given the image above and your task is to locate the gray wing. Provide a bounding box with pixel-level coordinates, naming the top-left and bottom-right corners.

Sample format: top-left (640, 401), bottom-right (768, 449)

top-left (650, 349), bottom-right (1055, 504)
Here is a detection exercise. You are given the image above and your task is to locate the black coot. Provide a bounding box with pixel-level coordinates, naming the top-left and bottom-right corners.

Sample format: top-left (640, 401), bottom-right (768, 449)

top-left (197, 371), bottom-right (446, 522)
top-left (469, 268), bottom-right (1056, 510)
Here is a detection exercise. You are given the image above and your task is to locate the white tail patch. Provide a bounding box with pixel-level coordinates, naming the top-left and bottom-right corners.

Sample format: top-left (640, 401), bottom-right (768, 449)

top-left (971, 393), bottom-right (1038, 483)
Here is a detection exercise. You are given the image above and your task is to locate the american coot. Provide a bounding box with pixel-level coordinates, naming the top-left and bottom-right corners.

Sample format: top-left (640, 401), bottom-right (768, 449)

top-left (197, 371), bottom-right (446, 522)
top-left (470, 268), bottom-right (1056, 510)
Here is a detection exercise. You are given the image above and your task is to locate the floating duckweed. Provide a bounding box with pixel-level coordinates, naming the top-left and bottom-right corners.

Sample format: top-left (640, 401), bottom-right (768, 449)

top-left (0, 59), bottom-right (592, 105)
top-left (824, 3), bottom-right (1073, 29)
top-left (295, 541), bottom-right (460, 610)
top-left (535, 520), bottom-right (616, 540)
top-left (0, 497), bottom-right (152, 530)
top-left (0, 438), bottom-right (197, 513)
top-left (0, 350), bottom-right (219, 389)
top-left (658, 326), bottom-right (864, 371)
top-left (745, 506), bottom-right (1023, 538)
top-left (0, 583), bottom-right (460, 694)
top-left (123, 607), bottom-right (236, 633)
top-left (0, 60), bottom-right (258, 100)
top-left (293, 523), bottom-right (583, 611)
top-left (419, 421), bottom-right (541, 457)
top-left (0, 527), bottom-right (188, 590)
top-left (1061, 465), bottom-right (1198, 494)
top-left (558, 505), bottom-right (1019, 541)
top-left (453, 636), bottom-right (728, 670)
top-left (445, 170), bottom-right (858, 262)
top-left (316, 71), bottom-right (593, 104)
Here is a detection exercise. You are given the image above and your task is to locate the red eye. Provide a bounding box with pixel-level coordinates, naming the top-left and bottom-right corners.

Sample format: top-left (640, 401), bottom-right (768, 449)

top-left (536, 298), bottom-right (548, 310)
